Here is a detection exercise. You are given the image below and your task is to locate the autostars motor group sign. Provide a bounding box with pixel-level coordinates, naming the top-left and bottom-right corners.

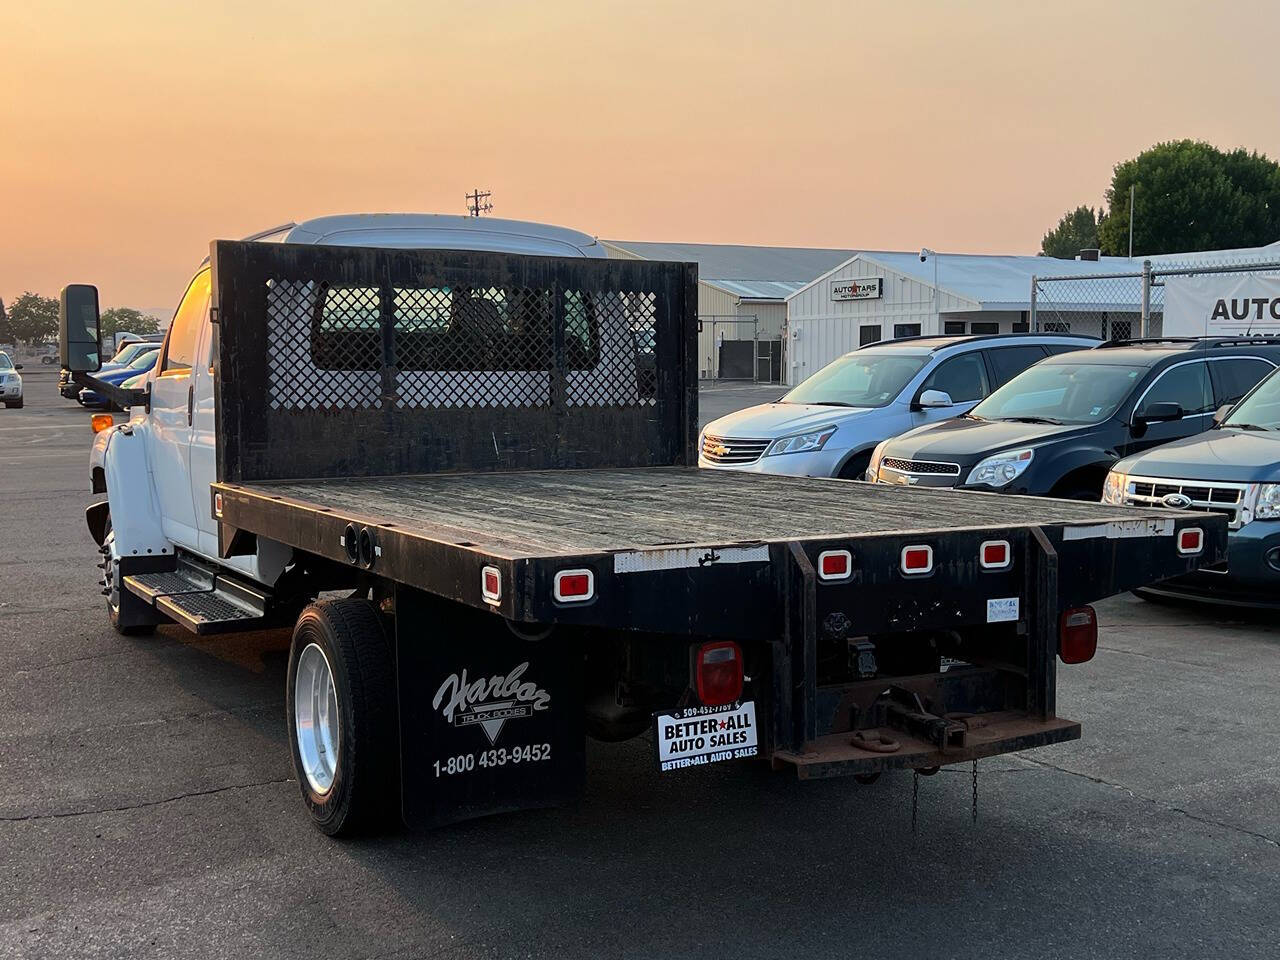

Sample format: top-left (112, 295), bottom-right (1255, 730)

top-left (831, 277), bottom-right (884, 301)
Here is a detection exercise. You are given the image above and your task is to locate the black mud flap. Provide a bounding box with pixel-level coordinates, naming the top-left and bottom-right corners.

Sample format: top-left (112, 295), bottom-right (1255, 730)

top-left (394, 586), bottom-right (585, 829)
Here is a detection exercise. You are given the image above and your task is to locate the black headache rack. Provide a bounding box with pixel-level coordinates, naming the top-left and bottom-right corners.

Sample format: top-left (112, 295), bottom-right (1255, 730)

top-left (198, 240), bottom-right (1228, 807)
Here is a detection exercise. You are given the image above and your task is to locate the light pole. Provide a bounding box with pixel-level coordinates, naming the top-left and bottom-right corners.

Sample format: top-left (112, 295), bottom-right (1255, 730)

top-left (921, 248), bottom-right (939, 334)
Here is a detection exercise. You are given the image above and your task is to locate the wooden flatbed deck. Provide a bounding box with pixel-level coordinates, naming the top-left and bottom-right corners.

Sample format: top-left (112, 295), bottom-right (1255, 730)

top-left (224, 466), bottom-right (1161, 559)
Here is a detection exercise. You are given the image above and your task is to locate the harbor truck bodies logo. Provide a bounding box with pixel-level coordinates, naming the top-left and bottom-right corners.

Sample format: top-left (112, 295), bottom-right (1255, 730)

top-left (432, 662), bottom-right (551, 744)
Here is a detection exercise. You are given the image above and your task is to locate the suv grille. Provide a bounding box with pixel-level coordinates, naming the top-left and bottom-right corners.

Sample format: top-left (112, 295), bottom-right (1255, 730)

top-left (701, 434), bottom-right (770, 465)
top-left (1124, 476), bottom-right (1248, 528)
top-left (881, 457), bottom-right (961, 476)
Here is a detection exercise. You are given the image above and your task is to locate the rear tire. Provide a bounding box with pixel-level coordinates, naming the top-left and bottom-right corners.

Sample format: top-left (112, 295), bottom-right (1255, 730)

top-left (287, 599), bottom-right (399, 836)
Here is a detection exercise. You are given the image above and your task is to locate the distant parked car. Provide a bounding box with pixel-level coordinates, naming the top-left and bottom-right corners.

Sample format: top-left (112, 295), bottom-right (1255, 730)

top-left (1104, 365), bottom-right (1280, 606)
top-left (869, 337), bottom-right (1280, 499)
top-left (78, 349), bottom-right (160, 408)
top-left (0, 352), bottom-right (23, 408)
top-left (59, 341), bottom-right (159, 399)
top-left (698, 333), bottom-right (1098, 479)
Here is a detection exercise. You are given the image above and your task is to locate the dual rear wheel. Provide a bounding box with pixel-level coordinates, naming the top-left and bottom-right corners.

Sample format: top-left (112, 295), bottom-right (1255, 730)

top-left (286, 599), bottom-right (400, 836)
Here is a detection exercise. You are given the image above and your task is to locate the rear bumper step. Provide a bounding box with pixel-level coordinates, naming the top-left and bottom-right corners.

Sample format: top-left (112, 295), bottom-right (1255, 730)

top-left (773, 711), bottom-right (1080, 780)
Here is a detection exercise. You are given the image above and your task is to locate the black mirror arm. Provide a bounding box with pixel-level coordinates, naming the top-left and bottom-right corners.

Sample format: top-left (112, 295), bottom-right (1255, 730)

top-left (70, 371), bottom-right (149, 410)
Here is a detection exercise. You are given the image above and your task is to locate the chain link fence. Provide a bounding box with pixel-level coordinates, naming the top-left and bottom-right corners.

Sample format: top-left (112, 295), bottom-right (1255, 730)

top-left (1032, 258), bottom-right (1280, 341)
top-left (698, 315), bottom-right (764, 381)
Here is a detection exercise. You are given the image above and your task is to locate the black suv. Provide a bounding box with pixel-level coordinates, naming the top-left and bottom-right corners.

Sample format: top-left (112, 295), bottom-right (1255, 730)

top-left (868, 338), bottom-right (1280, 499)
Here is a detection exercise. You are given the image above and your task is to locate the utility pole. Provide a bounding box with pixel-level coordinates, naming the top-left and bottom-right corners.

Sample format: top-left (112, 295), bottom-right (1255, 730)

top-left (465, 188), bottom-right (493, 218)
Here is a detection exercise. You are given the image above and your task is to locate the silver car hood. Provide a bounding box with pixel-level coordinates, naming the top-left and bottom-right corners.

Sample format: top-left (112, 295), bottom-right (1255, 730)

top-left (703, 402), bottom-right (875, 438)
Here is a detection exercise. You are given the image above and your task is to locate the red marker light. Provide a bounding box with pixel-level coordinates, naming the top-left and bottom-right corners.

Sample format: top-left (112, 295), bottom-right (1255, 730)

top-left (900, 545), bottom-right (934, 575)
top-left (1177, 527), bottom-right (1204, 556)
top-left (818, 549), bottom-right (852, 581)
top-left (695, 641), bottom-right (744, 706)
top-left (481, 565), bottom-right (501, 605)
top-left (553, 568), bottom-right (595, 603)
top-left (980, 539), bottom-right (1011, 570)
top-left (1059, 605), bottom-right (1098, 664)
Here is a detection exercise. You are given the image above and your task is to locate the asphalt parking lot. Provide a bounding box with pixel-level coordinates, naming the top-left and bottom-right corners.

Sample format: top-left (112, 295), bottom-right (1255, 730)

top-left (2, 368), bottom-right (1278, 960)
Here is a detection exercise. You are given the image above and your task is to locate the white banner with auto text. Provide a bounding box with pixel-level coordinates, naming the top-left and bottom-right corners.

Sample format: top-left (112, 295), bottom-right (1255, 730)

top-left (1163, 272), bottom-right (1280, 337)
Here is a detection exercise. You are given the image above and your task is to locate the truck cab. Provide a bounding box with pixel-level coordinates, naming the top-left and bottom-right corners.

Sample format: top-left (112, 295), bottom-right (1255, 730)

top-left (88, 214), bottom-right (609, 589)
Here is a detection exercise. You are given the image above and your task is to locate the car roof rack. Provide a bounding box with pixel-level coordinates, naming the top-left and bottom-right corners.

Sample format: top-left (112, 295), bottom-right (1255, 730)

top-left (1099, 335), bottom-right (1280, 350)
top-left (863, 332), bottom-right (1101, 352)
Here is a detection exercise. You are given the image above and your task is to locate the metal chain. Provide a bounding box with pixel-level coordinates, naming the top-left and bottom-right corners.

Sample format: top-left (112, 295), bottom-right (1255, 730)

top-left (971, 759), bottom-right (979, 823)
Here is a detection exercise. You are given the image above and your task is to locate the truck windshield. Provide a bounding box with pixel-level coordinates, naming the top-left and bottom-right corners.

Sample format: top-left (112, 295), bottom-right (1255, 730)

top-left (782, 352), bottom-right (927, 407)
top-left (972, 362), bottom-right (1145, 424)
top-left (1223, 369), bottom-right (1280, 430)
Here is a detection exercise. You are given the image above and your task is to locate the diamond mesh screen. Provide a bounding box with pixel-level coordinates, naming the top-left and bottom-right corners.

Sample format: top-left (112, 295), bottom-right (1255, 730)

top-left (214, 240), bottom-right (696, 481)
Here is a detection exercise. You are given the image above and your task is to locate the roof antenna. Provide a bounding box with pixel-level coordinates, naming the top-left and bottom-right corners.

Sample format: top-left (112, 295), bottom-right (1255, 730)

top-left (466, 189), bottom-right (494, 218)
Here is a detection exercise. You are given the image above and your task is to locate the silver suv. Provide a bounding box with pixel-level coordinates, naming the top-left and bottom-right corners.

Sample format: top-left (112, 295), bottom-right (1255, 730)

top-left (698, 334), bottom-right (1098, 479)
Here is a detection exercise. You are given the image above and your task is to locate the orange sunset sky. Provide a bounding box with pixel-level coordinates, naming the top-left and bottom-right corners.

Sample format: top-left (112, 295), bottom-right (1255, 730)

top-left (3, 0), bottom-right (1279, 312)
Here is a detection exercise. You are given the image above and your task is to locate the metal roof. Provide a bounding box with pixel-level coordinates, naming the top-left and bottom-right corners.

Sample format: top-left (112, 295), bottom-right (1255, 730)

top-left (701, 279), bottom-right (809, 301)
top-left (606, 240), bottom-right (867, 283)
top-left (793, 241), bottom-right (1280, 311)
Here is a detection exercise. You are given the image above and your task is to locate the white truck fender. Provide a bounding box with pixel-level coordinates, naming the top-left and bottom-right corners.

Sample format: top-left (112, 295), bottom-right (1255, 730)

top-left (96, 424), bottom-right (173, 559)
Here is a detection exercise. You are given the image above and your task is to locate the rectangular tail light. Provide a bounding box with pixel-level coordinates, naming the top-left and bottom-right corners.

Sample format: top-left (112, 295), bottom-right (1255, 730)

top-left (900, 544), bottom-right (934, 575)
top-left (1177, 527), bottom-right (1204, 556)
top-left (1059, 605), bottom-right (1098, 664)
top-left (481, 565), bottom-right (501, 605)
top-left (553, 568), bottom-right (595, 603)
top-left (980, 539), bottom-right (1011, 570)
top-left (817, 549), bottom-right (852, 581)
top-left (695, 640), bottom-right (744, 706)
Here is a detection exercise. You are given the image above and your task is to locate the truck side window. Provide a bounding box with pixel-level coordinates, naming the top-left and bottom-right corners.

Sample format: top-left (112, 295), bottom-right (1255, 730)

top-left (1211, 358), bottom-right (1274, 407)
top-left (920, 353), bottom-right (990, 403)
top-left (1137, 361), bottom-right (1213, 416)
top-left (162, 269), bottom-right (210, 373)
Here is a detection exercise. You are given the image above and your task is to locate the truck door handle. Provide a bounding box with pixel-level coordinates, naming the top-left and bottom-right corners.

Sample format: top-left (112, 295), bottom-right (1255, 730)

top-left (187, 384), bottom-right (194, 426)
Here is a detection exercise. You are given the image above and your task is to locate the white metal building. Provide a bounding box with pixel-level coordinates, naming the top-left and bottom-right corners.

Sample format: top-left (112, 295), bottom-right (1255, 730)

top-left (603, 240), bottom-right (861, 381)
top-left (786, 244), bottom-right (1280, 386)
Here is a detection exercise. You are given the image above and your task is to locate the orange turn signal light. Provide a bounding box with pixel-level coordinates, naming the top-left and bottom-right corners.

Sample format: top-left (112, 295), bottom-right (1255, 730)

top-left (91, 414), bottom-right (114, 433)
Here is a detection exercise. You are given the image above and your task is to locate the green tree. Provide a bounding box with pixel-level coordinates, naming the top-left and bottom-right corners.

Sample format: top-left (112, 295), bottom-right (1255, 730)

top-left (100, 307), bottom-right (160, 339)
top-left (6, 292), bottom-right (59, 345)
top-left (1098, 140), bottom-right (1280, 256)
top-left (1040, 206), bottom-right (1100, 258)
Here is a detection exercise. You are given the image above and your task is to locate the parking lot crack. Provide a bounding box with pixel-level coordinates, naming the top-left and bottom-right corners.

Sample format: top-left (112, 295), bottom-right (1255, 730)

top-left (0, 777), bottom-right (292, 823)
top-left (1015, 754), bottom-right (1279, 849)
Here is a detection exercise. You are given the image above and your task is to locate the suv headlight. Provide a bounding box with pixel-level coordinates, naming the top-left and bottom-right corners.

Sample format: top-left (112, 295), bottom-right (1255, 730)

top-left (965, 448), bottom-right (1034, 487)
top-left (1253, 483), bottom-right (1280, 519)
top-left (1101, 471), bottom-right (1128, 505)
top-left (765, 426), bottom-right (837, 457)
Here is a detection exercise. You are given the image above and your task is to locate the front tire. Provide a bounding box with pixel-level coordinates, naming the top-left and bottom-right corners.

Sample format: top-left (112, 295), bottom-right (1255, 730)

top-left (101, 515), bottom-right (157, 636)
top-left (287, 600), bottom-right (399, 836)
top-left (4, 400), bottom-right (20, 409)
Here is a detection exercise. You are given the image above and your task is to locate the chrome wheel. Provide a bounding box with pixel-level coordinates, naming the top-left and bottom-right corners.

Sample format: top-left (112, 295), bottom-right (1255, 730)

top-left (294, 643), bottom-right (341, 795)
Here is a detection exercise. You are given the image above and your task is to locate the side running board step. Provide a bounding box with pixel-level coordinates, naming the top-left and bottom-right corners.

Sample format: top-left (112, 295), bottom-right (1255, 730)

top-left (122, 560), bottom-right (271, 635)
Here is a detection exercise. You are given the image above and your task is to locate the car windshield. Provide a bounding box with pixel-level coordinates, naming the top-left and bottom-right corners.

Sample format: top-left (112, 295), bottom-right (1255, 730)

top-left (1223, 368), bottom-right (1280, 430)
top-left (128, 350), bottom-right (160, 370)
top-left (971, 361), bottom-right (1146, 425)
top-left (0, 353), bottom-right (12, 370)
top-left (782, 351), bottom-right (928, 407)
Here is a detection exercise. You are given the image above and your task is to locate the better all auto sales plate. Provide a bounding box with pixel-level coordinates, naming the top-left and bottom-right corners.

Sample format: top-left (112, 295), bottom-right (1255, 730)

top-left (654, 701), bottom-right (759, 772)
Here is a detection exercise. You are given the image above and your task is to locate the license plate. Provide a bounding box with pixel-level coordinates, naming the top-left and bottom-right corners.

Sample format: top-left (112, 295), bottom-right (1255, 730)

top-left (654, 700), bottom-right (758, 772)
